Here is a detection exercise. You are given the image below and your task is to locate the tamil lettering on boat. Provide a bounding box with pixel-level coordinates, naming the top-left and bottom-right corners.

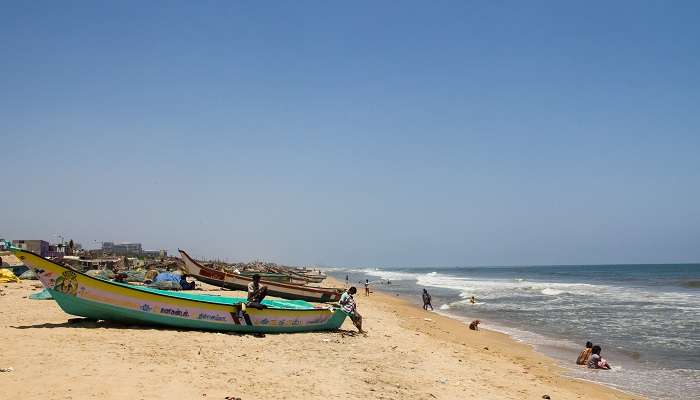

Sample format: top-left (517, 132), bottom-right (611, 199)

top-left (159, 307), bottom-right (190, 318)
top-left (197, 312), bottom-right (227, 321)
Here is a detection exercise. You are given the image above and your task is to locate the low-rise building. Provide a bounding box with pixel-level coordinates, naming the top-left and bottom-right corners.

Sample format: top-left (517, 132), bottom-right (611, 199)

top-left (12, 240), bottom-right (49, 257)
top-left (142, 249), bottom-right (167, 258)
top-left (102, 242), bottom-right (143, 256)
top-left (47, 243), bottom-right (67, 259)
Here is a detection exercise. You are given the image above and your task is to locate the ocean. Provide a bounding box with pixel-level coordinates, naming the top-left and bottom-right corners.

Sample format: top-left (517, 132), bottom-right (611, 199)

top-left (329, 264), bottom-right (700, 400)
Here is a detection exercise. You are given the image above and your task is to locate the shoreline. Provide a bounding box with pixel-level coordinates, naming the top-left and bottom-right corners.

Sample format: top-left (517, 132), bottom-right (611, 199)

top-left (334, 266), bottom-right (699, 400)
top-left (0, 277), bottom-right (643, 399)
top-left (397, 291), bottom-right (643, 399)
top-left (326, 277), bottom-right (643, 400)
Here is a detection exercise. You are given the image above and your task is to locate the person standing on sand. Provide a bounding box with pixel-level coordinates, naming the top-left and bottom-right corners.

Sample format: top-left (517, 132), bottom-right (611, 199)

top-left (345, 274), bottom-right (349, 288)
top-left (576, 341), bottom-right (593, 365)
top-left (422, 289), bottom-right (433, 310)
top-left (364, 279), bottom-right (370, 296)
top-left (339, 286), bottom-right (364, 333)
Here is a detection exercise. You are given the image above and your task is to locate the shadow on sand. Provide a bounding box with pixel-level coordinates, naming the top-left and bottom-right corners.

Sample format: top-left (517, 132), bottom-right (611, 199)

top-left (12, 318), bottom-right (362, 338)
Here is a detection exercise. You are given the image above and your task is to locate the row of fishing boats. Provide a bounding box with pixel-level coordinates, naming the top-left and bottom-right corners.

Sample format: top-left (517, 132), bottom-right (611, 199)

top-left (9, 244), bottom-right (348, 333)
top-left (179, 250), bottom-right (341, 303)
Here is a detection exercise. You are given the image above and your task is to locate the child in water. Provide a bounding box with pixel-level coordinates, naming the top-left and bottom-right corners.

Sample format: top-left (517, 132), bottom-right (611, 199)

top-left (587, 345), bottom-right (611, 369)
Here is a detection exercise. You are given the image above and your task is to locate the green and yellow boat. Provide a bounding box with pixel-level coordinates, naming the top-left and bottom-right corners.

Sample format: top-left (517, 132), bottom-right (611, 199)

top-left (11, 247), bottom-right (347, 333)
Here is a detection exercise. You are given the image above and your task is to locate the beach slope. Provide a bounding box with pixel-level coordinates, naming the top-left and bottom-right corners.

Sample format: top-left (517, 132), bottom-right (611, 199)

top-left (0, 279), bottom-right (640, 399)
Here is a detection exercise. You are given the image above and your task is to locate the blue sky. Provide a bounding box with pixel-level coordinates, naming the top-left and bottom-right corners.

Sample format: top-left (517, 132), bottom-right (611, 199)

top-left (1, 1), bottom-right (699, 266)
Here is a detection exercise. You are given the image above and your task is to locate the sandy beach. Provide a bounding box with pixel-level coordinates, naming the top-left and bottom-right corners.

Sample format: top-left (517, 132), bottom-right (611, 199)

top-left (0, 278), bottom-right (641, 400)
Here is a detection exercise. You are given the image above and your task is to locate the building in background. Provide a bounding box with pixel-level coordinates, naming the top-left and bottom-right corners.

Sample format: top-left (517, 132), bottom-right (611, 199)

top-left (101, 242), bottom-right (115, 253)
top-left (142, 249), bottom-right (167, 258)
top-left (12, 240), bottom-right (49, 257)
top-left (47, 243), bottom-right (67, 259)
top-left (102, 242), bottom-right (143, 256)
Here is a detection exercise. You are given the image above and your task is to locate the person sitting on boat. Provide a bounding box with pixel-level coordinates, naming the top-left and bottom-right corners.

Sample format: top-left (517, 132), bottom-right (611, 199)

top-left (247, 274), bottom-right (268, 306)
top-left (422, 289), bottom-right (433, 310)
top-left (180, 273), bottom-right (196, 290)
top-left (587, 345), bottom-right (611, 370)
top-left (339, 286), bottom-right (364, 333)
top-left (114, 272), bottom-right (129, 284)
top-left (576, 341), bottom-right (593, 365)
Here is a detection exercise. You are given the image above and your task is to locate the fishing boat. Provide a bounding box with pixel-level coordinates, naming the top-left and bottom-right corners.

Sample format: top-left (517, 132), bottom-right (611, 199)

top-left (236, 271), bottom-right (307, 285)
top-left (179, 249), bottom-right (342, 303)
top-left (11, 247), bottom-right (347, 333)
top-left (292, 271), bottom-right (326, 284)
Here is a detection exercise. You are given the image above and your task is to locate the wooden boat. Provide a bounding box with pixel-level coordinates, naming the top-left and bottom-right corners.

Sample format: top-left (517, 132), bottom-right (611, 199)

top-left (293, 272), bottom-right (326, 284)
top-left (282, 269), bottom-right (327, 284)
top-left (237, 271), bottom-right (306, 284)
top-left (179, 250), bottom-right (342, 303)
top-left (12, 248), bottom-right (347, 333)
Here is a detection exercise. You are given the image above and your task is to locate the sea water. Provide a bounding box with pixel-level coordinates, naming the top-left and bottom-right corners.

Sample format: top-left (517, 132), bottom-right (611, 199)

top-left (330, 264), bottom-right (700, 399)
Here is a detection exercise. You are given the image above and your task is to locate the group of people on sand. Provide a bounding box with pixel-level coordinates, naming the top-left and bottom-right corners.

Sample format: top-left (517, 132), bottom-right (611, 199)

top-left (344, 275), bottom-right (372, 297)
top-left (577, 341), bottom-right (612, 370)
top-left (339, 281), bottom-right (616, 372)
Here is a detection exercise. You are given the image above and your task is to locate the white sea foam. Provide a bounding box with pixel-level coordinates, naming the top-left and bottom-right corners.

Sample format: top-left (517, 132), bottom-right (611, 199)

top-left (336, 266), bottom-right (700, 400)
top-left (541, 288), bottom-right (564, 296)
top-left (360, 268), bottom-right (698, 309)
top-left (355, 268), bottom-right (421, 281)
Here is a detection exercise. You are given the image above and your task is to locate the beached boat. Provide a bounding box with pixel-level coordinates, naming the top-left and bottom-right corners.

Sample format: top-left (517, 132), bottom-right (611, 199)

top-left (179, 250), bottom-right (342, 303)
top-left (12, 248), bottom-right (347, 333)
top-left (288, 270), bottom-right (327, 284)
top-left (236, 271), bottom-right (306, 284)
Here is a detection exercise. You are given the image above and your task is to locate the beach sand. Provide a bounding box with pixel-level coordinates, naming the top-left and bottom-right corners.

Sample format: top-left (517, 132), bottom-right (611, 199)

top-left (0, 278), bottom-right (641, 400)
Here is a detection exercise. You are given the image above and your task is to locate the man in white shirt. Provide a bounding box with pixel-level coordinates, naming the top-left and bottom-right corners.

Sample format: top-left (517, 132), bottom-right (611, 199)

top-left (339, 286), bottom-right (364, 333)
top-left (247, 274), bottom-right (268, 305)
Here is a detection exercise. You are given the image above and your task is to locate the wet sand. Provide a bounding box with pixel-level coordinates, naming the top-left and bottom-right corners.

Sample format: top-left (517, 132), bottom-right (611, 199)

top-left (0, 278), bottom-right (641, 399)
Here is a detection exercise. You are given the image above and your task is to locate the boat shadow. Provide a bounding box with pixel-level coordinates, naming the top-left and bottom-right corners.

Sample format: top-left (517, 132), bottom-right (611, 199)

top-left (12, 319), bottom-right (363, 338)
top-left (10, 318), bottom-right (264, 336)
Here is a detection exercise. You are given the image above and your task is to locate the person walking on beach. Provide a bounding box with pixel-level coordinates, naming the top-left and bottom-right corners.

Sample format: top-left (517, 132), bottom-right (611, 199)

top-left (345, 274), bottom-right (349, 288)
top-left (339, 286), bottom-right (364, 333)
top-left (576, 341), bottom-right (593, 365)
top-left (364, 279), bottom-right (370, 296)
top-left (247, 274), bottom-right (268, 305)
top-left (422, 289), bottom-right (433, 310)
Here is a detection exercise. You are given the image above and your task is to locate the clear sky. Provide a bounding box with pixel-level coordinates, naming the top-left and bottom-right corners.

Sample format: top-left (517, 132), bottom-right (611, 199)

top-left (2, 1), bottom-right (699, 266)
